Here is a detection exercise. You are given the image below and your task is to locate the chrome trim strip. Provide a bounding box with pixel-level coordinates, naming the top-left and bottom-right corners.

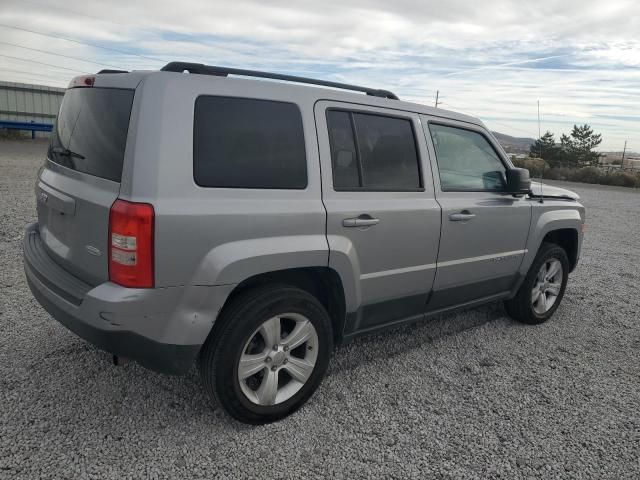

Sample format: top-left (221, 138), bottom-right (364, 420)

top-left (437, 249), bottom-right (528, 268)
top-left (360, 249), bottom-right (528, 280)
top-left (360, 263), bottom-right (437, 280)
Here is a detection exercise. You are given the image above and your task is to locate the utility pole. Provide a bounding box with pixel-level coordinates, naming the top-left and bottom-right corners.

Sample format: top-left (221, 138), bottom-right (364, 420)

top-left (537, 100), bottom-right (542, 159)
top-left (435, 90), bottom-right (440, 108)
top-left (537, 100), bottom-right (544, 202)
top-left (621, 140), bottom-right (627, 169)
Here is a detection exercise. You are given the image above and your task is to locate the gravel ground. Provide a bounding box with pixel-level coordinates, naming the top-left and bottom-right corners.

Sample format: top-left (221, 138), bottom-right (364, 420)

top-left (1, 139), bottom-right (639, 479)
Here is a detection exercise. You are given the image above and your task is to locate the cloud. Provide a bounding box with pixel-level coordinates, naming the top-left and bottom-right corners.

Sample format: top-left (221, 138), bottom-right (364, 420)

top-left (0, 0), bottom-right (638, 149)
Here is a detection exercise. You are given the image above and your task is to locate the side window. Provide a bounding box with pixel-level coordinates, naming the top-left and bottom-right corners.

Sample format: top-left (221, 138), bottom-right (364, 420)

top-left (327, 111), bottom-right (359, 188)
top-left (428, 123), bottom-right (506, 191)
top-left (193, 96), bottom-right (307, 189)
top-left (326, 110), bottom-right (422, 190)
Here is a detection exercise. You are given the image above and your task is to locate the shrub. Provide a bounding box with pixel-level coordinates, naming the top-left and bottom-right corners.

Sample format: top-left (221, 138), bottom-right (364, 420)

top-left (512, 157), bottom-right (548, 178)
top-left (543, 168), bottom-right (562, 180)
top-left (571, 166), bottom-right (604, 184)
top-left (544, 167), bottom-right (573, 181)
top-left (507, 153), bottom-right (640, 188)
top-left (519, 165), bottom-right (640, 188)
top-left (606, 172), bottom-right (640, 188)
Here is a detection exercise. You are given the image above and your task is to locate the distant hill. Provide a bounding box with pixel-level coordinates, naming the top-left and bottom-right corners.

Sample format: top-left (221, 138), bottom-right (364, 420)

top-left (492, 131), bottom-right (535, 154)
top-left (601, 151), bottom-right (640, 157)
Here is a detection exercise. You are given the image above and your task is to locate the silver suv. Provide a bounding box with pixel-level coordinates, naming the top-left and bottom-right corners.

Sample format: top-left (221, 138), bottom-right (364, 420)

top-left (23, 62), bottom-right (585, 424)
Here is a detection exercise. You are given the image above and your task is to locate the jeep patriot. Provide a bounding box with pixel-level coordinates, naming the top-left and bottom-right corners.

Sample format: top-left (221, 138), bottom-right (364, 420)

top-left (23, 62), bottom-right (585, 423)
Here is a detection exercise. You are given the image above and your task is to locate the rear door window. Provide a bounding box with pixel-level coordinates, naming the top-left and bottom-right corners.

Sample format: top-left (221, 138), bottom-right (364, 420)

top-left (48, 87), bottom-right (134, 182)
top-left (326, 110), bottom-right (422, 190)
top-left (193, 96), bottom-right (307, 189)
top-left (326, 110), bottom-right (360, 188)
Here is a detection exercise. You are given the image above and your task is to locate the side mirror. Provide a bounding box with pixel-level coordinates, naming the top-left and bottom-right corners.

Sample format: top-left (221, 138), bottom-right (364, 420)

top-left (506, 168), bottom-right (531, 194)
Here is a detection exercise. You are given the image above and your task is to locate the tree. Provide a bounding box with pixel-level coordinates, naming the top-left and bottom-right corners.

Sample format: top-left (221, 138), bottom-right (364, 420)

top-left (559, 133), bottom-right (577, 166)
top-left (560, 124), bottom-right (602, 166)
top-left (530, 131), bottom-right (561, 166)
top-left (571, 124), bottom-right (602, 165)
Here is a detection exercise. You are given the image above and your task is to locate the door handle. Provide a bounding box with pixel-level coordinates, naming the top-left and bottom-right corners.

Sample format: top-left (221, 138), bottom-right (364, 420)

top-left (449, 211), bottom-right (476, 222)
top-left (343, 215), bottom-right (380, 227)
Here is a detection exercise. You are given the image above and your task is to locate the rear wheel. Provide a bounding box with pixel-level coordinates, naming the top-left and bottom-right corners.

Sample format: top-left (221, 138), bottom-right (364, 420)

top-left (505, 242), bottom-right (569, 324)
top-left (199, 285), bottom-right (333, 424)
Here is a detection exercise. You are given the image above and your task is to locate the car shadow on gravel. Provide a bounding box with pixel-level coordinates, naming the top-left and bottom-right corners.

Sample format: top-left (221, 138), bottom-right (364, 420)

top-left (329, 302), bottom-right (508, 374)
top-left (24, 300), bottom-right (507, 428)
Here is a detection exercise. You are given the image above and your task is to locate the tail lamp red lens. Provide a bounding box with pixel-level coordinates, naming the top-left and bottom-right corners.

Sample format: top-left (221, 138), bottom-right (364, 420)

top-left (108, 199), bottom-right (154, 288)
top-left (68, 75), bottom-right (96, 88)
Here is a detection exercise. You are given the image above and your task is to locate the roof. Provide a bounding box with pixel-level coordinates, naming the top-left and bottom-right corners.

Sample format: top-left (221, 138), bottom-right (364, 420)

top-left (86, 64), bottom-right (484, 128)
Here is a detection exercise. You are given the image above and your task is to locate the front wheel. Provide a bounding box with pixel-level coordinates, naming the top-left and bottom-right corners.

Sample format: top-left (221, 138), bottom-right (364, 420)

top-left (505, 242), bottom-right (570, 325)
top-left (199, 285), bottom-right (333, 424)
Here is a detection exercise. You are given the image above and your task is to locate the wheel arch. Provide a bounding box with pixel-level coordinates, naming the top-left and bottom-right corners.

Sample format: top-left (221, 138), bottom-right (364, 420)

top-left (542, 228), bottom-right (579, 271)
top-left (521, 208), bottom-right (583, 275)
top-left (213, 267), bottom-right (348, 346)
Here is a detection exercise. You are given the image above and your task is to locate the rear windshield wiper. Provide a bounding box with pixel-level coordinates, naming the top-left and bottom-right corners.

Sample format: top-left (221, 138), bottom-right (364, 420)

top-left (51, 146), bottom-right (85, 160)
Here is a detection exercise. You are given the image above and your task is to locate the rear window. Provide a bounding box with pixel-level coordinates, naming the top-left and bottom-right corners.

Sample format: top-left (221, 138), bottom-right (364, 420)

top-left (327, 109), bottom-right (422, 191)
top-left (193, 96), bottom-right (307, 189)
top-left (48, 87), bottom-right (134, 182)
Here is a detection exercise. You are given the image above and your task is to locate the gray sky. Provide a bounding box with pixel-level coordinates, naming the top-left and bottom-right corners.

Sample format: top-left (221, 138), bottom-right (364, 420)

top-left (1, 0), bottom-right (638, 150)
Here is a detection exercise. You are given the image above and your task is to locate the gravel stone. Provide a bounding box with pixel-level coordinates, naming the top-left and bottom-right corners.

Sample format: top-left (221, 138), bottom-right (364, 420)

top-left (1, 139), bottom-right (639, 479)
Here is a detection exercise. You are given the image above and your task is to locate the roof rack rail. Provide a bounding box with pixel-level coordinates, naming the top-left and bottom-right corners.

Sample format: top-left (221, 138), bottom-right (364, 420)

top-left (160, 61), bottom-right (399, 100)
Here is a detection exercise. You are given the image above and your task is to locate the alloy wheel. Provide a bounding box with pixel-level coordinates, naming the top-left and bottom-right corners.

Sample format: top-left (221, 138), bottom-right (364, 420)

top-left (531, 258), bottom-right (563, 315)
top-left (237, 313), bottom-right (319, 406)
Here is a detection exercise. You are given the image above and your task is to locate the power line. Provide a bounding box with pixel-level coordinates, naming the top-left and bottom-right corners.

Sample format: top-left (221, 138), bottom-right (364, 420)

top-left (438, 103), bottom-right (539, 137)
top-left (0, 41), bottom-right (122, 69)
top-left (17, 0), bottom-right (132, 29)
top-left (0, 53), bottom-right (86, 73)
top-left (0, 24), bottom-right (166, 64)
top-left (484, 119), bottom-right (538, 138)
top-left (0, 66), bottom-right (70, 79)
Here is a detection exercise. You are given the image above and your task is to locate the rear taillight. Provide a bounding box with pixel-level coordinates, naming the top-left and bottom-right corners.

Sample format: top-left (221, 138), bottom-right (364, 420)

top-left (108, 199), bottom-right (154, 288)
top-left (68, 75), bottom-right (95, 88)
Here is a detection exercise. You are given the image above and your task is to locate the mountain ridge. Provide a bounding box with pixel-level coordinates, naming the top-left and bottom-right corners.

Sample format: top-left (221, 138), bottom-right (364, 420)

top-left (491, 131), bottom-right (535, 153)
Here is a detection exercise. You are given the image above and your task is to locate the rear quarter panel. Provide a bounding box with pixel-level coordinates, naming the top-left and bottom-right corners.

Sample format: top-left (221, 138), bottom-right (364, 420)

top-left (122, 73), bottom-right (328, 288)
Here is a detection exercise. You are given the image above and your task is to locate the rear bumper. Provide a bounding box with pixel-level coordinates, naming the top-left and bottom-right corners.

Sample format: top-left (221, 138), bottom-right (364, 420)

top-left (25, 274), bottom-right (199, 374)
top-left (23, 223), bottom-right (234, 375)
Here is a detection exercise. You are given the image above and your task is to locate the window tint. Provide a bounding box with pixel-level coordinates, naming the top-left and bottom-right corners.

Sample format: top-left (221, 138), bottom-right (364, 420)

top-left (194, 96), bottom-right (307, 189)
top-left (327, 110), bottom-right (421, 190)
top-left (48, 88), bottom-right (134, 182)
top-left (429, 124), bottom-right (506, 191)
top-left (327, 111), bottom-right (359, 188)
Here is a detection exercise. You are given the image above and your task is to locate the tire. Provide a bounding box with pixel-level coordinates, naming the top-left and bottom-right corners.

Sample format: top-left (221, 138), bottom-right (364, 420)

top-left (199, 284), bottom-right (333, 424)
top-left (504, 242), bottom-right (570, 325)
